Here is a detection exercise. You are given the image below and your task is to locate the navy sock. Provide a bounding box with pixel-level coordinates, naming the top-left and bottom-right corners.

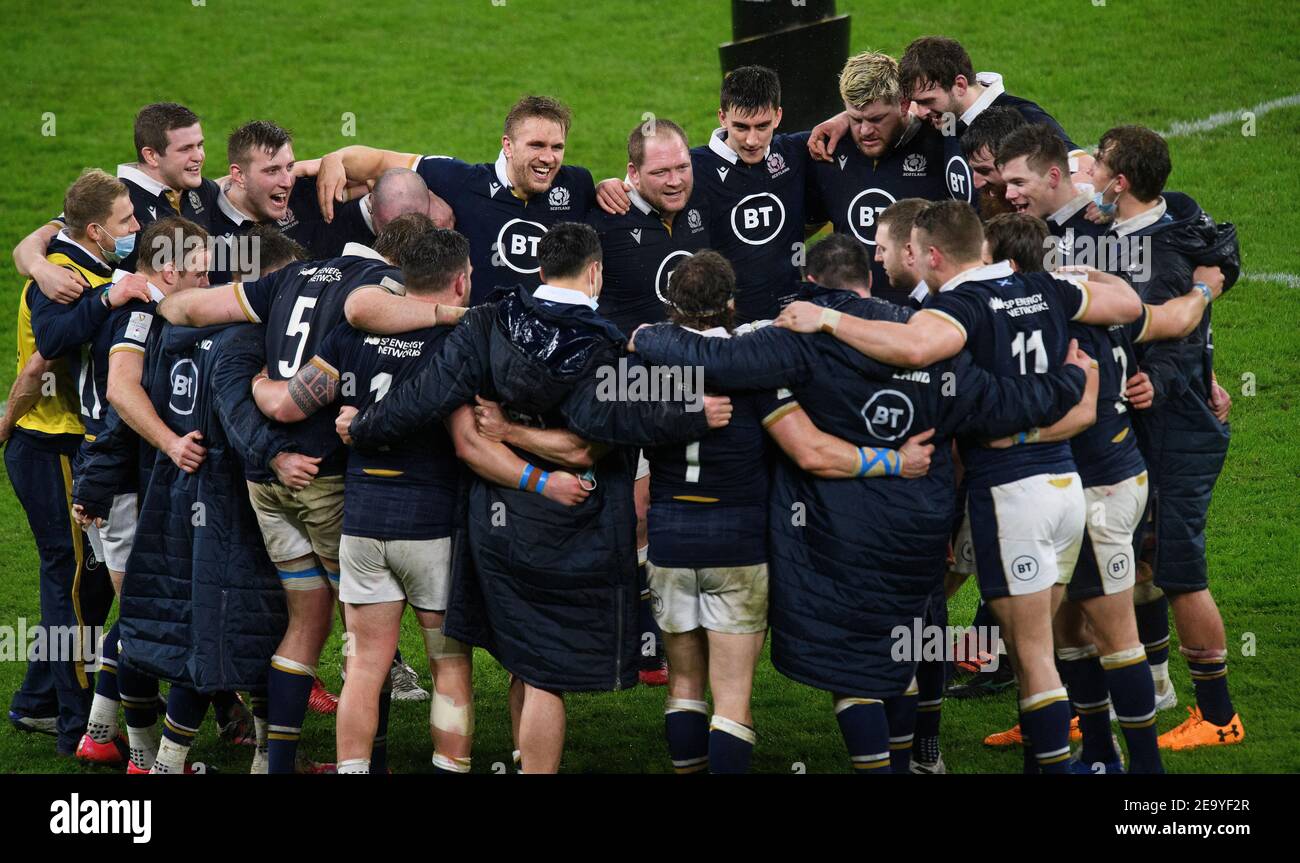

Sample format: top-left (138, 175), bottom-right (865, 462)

top-left (1101, 648), bottom-right (1163, 774)
top-left (267, 655), bottom-right (316, 774)
top-left (708, 715), bottom-right (755, 774)
top-left (664, 698), bottom-right (709, 774)
top-left (1020, 690), bottom-right (1072, 774)
top-left (883, 682), bottom-right (918, 773)
top-left (971, 601), bottom-right (994, 631)
top-left (161, 685), bottom-right (210, 745)
top-left (1185, 649), bottom-right (1235, 726)
top-left (834, 697), bottom-right (891, 773)
top-left (371, 686), bottom-right (391, 774)
top-left (914, 659), bottom-right (944, 764)
top-left (1020, 712), bottom-right (1037, 774)
top-left (94, 621), bottom-right (121, 700)
top-left (1057, 646), bottom-right (1118, 765)
top-left (1135, 595), bottom-right (1170, 666)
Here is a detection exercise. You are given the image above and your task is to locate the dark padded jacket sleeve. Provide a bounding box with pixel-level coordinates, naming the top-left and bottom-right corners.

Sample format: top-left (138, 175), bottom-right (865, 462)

top-left (210, 326), bottom-right (297, 472)
top-left (72, 406), bottom-right (135, 519)
top-left (633, 323), bottom-right (821, 392)
top-left (948, 351), bottom-right (1087, 440)
top-left (348, 308), bottom-right (490, 450)
top-left (30, 286), bottom-right (112, 360)
top-left (1136, 270), bottom-right (1202, 407)
top-left (561, 356), bottom-right (710, 447)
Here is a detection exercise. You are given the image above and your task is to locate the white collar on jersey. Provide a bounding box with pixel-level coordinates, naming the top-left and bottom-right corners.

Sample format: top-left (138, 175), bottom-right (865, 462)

top-left (708, 127), bottom-right (770, 165)
top-left (1049, 189), bottom-right (1094, 226)
top-left (1111, 196), bottom-right (1168, 238)
top-left (55, 228), bottom-right (110, 268)
top-left (960, 72), bottom-right (1006, 126)
top-left (682, 325), bottom-right (731, 339)
top-left (217, 183), bottom-right (255, 226)
top-left (116, 163), bottom-right (169, 197)
top-left (908, 280), bottom-right (932, 304)
top-left (626, 181), bottom-right (655, 216)
top-left (534, 283), bottom-right (598, 309)
top-left (341, 242), bottom-right (388, 263)
top-left (111, 269), bottom-right (165, 302)
top-left (939, 259), bottom-right (1014, 293)
top-left (494, 150), bottom-right (514, 189)
top-left (358, 193), bottom-right (376, 234)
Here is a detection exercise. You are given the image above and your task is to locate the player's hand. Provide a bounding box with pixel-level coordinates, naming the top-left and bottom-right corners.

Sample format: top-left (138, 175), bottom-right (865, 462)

top-left (703, 395), bottom-right (732, 429)
top-left (1061, 338), bottom-right (1095, 373)
top-left (773, 300), bottom-right (825, 334)
top-left (1125, 371), bottom-right (1154, 410)
top-left (166, 430), bottom-right (207, 474)
top-left (541, 470), bottom-right (590, 507)
top-left (625, 323), bottom-right (651, 354)
top-left (316, 151), bottom-right (350, 223)
top-left (335, 405), bottom-right (358, 445)
top-left (271, 451), bottom-right (321, 490)
top-left (596, 178), bottom-right (632, 215)
top-left (434, 303), bottom-right (469, 326)
top-left (899, 428), bottom-right (936, 478)
top-left (1193, 264), bottom-right (1226, 299)
top-left (106, 273), bottom-right (152, 308)
top-left (72, 503), bottom-right (104, 529)
top-left (1083, 200), bottom-right (1112, 225)
top-left (807, 111), bottom-right (851, 162)
top-left (34, 260), bottom-right (89, 304)
top-left (1209, 378), bottom-right (1232, 423)
top-left (473, 395), bottom-right (511, 442)
top-left (428, 191), bottom-right (455, 229)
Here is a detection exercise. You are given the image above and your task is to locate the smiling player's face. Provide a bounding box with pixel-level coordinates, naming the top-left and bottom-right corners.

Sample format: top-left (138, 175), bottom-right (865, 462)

top-left (237, 143), bottom-right (296, 222)
top-left (718, 106), bottom-right (781, 165)
top-left (154, 124), bottom-right (205, 192)
top-left (630, 134), bottom-right (693, 215)
top-left (503, 117), bottom-right (566, 197)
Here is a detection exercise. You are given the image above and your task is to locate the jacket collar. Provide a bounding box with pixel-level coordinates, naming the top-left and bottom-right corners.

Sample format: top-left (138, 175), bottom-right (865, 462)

top-left (1111, 197), bottom-right (1168, 238)
top-left (534, 283), bottom-right (598, 309)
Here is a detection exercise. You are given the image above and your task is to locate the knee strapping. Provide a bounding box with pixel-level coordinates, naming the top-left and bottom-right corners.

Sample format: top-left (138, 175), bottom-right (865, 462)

top-left (1055, 643), bottom-right (1100, 662)
top-left (271, 654), bottom-right (317, 677)
top-left (422, 626), bottom-right (469, 662)
top-left (833, 696), bottom-right (881, 714)
top-left (1100, 646), bottom-right (1147, 670)
top-left (665, 697), bottom-right (708, 716)
top-left (430, 691), bottom-right (474, 736)
top-left (1179, 645), bottom-right (1227, 664)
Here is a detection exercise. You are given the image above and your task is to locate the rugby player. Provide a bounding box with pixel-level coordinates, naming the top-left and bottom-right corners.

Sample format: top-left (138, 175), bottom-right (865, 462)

top-left (958, 106), bottom-right (1028, 219)
top-left (344, 223), bottom-right (731, 772)
top-left (774, 200), bottom-right (1143, 772)
top-left (157, 213), bottom-right (440, 772)
top-left (13, 103), bottom-right (218, 300)
top-left (313, 95), bottom-right (595, 304)
top-left (251, 229), bottom-right (476, 774)
top-left (872, 198), bottom-right (931, 308)
top-left (1089, 126), bottom-right (1243, 751)
top-left (597, 66), bottom-right (814, 323)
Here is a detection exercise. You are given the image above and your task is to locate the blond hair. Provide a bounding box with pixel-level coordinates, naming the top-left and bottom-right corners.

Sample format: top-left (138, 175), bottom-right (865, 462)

top-left (63, 169), bottom-right (128, 233)
top-left (838, 51), bottom-right (902, 108)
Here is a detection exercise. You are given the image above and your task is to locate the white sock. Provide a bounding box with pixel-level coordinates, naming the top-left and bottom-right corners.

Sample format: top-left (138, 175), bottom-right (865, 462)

top-left (126, 722), bottom-right (159, 771)
top-left (1151, 660), bottom-right (1171, 690)
top-left (338, 758), bottom-right (370, 774)
top-left (254, 713), bottom-right (268, 754)
top-left (86, 694), bottom-right (120, 743)
top-left (151, 737), bottom-right (190, 774)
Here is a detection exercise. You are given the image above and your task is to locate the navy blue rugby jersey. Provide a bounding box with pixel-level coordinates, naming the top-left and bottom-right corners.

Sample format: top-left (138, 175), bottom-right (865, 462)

top-left (807, 119), bottom-right (951, 305)
top-left (114, 164), bottom-right (221, 272)
top-left (587, 186), bottom-right (710, 336)
top-left (922, 260), bottom-right (1087, 487)
top-left (412, 151), bottom-right (595, 304)
top-left (690, 129), bottom-right (812, 323)
top-left (1068, 309), bottom-right (1149, 488)
top-left (234, 244), bottom-right (404, 481)
top-left (314, 322), bottom-right (460, 541)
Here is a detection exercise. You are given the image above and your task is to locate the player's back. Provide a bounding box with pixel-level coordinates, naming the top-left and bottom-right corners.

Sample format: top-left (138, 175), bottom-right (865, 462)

top-left (923, 262), bottom-right (1086, 486)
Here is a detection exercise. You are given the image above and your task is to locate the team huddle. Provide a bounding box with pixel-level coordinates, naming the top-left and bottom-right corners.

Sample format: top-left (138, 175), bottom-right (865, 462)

top-left (3, 35), bottom-right (1244, 774)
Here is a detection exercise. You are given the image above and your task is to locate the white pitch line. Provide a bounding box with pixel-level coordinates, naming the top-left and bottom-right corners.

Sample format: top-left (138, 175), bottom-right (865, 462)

top-left (1240, 272), bottom-right (1300, 289)
top-left (1161, 93), bottom-right (1300, 138)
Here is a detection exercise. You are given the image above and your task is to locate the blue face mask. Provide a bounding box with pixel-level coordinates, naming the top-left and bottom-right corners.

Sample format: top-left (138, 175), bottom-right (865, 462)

top-left (92, 224), bottom-right (135, 262)
top-left (1092, 178), bottom-right (1119, 218)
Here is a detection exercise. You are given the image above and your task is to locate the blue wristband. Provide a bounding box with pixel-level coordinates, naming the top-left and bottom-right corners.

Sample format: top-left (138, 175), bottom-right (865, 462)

top-left (518, 464), bottom-right (534, 490)
top-left (1194, 281), bottom-right (1211, 304)
top-left (536, 471), bottom-right (549, 494)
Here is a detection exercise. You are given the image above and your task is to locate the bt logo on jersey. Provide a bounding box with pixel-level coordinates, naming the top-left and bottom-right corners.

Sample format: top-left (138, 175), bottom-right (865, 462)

top-left (729, 193), bottom-right (785, 245)
top-left (494, 218), bottom-right (548, 273)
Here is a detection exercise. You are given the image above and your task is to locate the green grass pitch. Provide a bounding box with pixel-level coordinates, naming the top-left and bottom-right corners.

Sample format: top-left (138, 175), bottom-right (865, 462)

top-left (0, 0), bottom-right (1296, 773)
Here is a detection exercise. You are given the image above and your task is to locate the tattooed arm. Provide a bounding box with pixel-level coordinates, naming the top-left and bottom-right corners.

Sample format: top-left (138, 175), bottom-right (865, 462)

top-left (252, 355), bottom-right (341, 423)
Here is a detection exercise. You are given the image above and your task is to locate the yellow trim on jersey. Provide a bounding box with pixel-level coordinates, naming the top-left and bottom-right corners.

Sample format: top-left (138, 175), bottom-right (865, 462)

top-left (361, 469), bottom-right (404, 478)
top-left (1136, 471), bottom-right (1148, 486)
top-left (1135, 304), bottom-right (1153, 343)
top-left (918, 307), bottom-right (967, 340)
top-left (761, 400), bottom-right (802, 428)
top-left (1048, 477), bottom-right (1075, 489)
top-left (234, 283), bottom-right (262, 324)
top-left (1072, 281), bottom-right (1091, 321)
top-left (60, 455), bottom-right (89, 689)
top-left (108, 343), bottom-right (146, 356)
top-left (672, 495), bottom-right (720, 503)
top-left (308, 356), bottom-right (339, 380)
top-left (1110, 427), bottom-right (1130, 444)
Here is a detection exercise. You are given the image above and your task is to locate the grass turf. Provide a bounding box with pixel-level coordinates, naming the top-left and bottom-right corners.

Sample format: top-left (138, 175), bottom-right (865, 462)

top-left (0, 0), bottom-right (1297, 773)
